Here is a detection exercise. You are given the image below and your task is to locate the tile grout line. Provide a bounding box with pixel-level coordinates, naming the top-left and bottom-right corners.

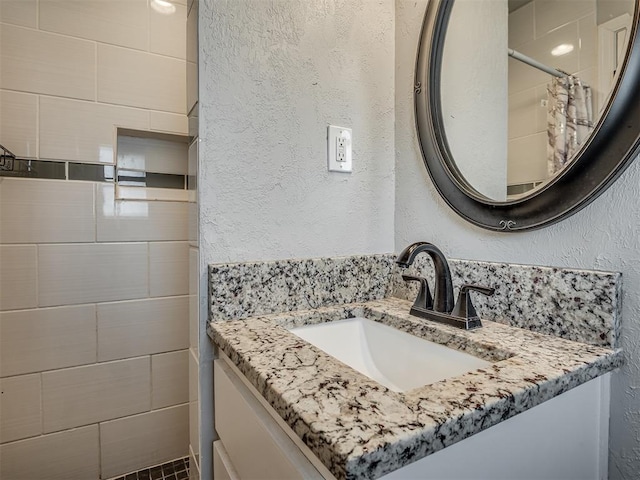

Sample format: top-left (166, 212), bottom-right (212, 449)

top-left (149, 352), bottom-right (153, 412)
top-left (95, 302), bottom-right (99, 363)
top-left (98, 421), bottom-right (103, 479)
top-left (39, 372), bottom-right (44, 436)
top-left (148, 242), bottom-right (152, 299)
top-left (146, 0), bottom-right (151, 54)
top-left (36, 94), bottom-right (41, 159)
top-left (0, 87), bottom-right (189, 118)
top-left (0, 22), bottom-right (186, 63)
top-left (94, 183), bottom-right (98, 243)
top-left (34, 242), bottom-right (40, 311)
top-left (95, 40), bottom-right (99, 104)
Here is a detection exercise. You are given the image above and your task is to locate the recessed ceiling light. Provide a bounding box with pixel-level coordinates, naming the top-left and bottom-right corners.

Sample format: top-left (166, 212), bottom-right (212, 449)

top-left (151, 0), bottom-right (176, 15)
top-left (551, 43), bottom-right (574, 56)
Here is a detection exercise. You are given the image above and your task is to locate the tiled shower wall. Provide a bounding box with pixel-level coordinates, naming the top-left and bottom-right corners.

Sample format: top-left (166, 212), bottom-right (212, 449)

top-left (507, 0), bottom-right (598, 185)
top-left (186, 0), bottom-right (201, 478)
top-left (0, 1), bottom-right (190, 478)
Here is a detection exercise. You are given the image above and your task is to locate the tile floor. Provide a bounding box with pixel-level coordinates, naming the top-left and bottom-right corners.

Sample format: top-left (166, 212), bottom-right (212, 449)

top-left (110, 457), bottom-right (189, 480)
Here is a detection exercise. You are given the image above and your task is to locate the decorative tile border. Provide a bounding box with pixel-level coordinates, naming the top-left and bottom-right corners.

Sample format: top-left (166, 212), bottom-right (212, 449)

top-left (209, 253), bottom-right (621, 348)
top-left (0, 159), bottom-right (66, 179)
top-left (0, 158), bottom-right (188, 190)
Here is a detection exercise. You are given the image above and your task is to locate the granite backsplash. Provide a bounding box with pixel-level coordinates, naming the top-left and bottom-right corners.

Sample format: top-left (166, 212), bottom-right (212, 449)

top-left (209, 253), bottom-right (621, 348)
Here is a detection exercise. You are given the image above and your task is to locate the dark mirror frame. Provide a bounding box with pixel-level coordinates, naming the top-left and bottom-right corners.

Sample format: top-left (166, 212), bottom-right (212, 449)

top-left (415, 0), bottom-right (640, 231)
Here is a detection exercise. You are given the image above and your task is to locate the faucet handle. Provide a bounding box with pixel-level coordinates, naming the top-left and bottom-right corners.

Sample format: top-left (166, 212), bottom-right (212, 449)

top-left (452, 284), bottom-right (495, 320)
top-left (402, 275), bottom-right (433, 310)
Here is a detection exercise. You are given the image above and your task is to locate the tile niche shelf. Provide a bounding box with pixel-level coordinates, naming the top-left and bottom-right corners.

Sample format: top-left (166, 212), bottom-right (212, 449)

top-left (115, 128), bottom-right (190, 202)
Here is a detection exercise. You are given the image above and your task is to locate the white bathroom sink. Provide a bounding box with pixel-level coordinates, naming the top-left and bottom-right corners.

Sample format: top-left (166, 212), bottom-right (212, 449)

top-left (289, 317), bottom-right (491, 392)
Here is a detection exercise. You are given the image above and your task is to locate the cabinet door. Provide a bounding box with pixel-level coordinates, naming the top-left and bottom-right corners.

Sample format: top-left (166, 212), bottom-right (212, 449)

top-left (214, 359), bottom-right (324, 480)
top-left (213, 440), bottom-right (238, 480)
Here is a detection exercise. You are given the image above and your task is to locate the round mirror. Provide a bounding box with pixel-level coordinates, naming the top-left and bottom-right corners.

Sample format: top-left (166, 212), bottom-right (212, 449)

top-left (415, 0), bottom-right (640, 231)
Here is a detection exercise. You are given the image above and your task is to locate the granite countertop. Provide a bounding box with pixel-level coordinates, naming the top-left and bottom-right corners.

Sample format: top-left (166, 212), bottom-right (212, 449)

top-left (208, 297), bottom-right (623, 480)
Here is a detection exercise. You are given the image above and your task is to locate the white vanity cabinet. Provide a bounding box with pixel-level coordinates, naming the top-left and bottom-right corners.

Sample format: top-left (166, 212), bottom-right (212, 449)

top-left (213, 356), bottom-right (330, 479)
top-left (214, 352), bottom-right (611, 480)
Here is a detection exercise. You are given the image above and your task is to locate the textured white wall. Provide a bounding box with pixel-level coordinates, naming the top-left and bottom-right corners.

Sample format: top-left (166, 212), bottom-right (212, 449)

top-left (441, 0), bottom-right (508, 200)
top-left (396, 1), bottom-right (640, 477)
top-left (199, 0), bottom-right (395, 265)
top-left (198, 1), bottom-right (395, 477)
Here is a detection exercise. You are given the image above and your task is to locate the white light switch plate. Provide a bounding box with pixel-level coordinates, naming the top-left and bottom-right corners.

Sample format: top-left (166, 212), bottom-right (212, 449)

top-left (327, 125), bottom-right (352, 173)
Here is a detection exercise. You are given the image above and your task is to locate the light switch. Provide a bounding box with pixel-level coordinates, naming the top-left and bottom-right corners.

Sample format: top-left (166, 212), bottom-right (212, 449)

top-left (327, 125), bottom-right (352, 173)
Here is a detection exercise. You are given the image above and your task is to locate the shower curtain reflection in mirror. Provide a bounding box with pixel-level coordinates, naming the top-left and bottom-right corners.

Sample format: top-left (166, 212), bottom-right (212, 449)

top-left (547, 76), bottom-right (594, 176)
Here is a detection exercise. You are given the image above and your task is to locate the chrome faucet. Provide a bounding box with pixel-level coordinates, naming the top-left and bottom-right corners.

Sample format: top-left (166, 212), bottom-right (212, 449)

top-left (396, 242), bottom-right (494, 330)
top-left (395, 241), bottom-right (454, 313)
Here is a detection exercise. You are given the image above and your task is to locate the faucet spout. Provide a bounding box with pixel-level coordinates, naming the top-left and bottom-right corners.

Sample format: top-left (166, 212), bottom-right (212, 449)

top-left (395, 242), bottom-right (454, 313)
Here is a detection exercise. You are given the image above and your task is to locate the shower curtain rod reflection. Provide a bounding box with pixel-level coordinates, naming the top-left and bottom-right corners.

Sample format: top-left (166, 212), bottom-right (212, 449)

top-left (508, 48), bottom-right (566, 78)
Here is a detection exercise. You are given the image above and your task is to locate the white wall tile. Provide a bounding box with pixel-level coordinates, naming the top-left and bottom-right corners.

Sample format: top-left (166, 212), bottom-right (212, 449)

top-left (0, 245), bottom-right (37, 311)
top-left (0, 425), bottom-right (99, 480)
top-left (152, 350), bottom-right (189, 409)
top-left (38, 243), bottom-right (149, 307)
top-left (188, 140), bottom-right (198, 247)
top-left (186, 0), bottom-right (198, 113)
top-left (0, 90), bottom-right (37, 158)
top-left (150, 2), bottom-right (187, 59)
top-left (0, 24), bottom-right (95, 100)
top-left (0, 0), bottom-right (37, 27)
top-left (534, 0), bottom-right (595, 39)
top-left (189, 288), bottom-right (198, 353)
top-left (189, 447), bottom-right (201, 480)
top-left (150, 111), bottom-right (189, 135)
top-left (188, 201), bottom-right (198, 247)
top-left (189, 247), bottom-right (199, 351)
top-left (189, 349), bottom-right (199, 460)
top-left (0, 178), bottom-right (95, 244)
top-left (98, 296), bottom-right (188, 362)
top-left (100, 404), bottom-right (189, 479)
top-left (509, 23), bottom-right (579, 94)
top-left (0, 0), bottom-right (191, 476)
top-left (117, 135), bottom-right (189, 175)
top-left (40, 96), bottom-right (149, 163)
top-left (508, 2), bottom-right (534, 49)
top-left (97, 183), bottom-right (189, 242)
top-left (0, 305), bottom-right (96, 378)
top-left (535, 84), bottom-right (549, 133)
top-left (0, 374), bottom-right (41, 443)
top-left (186, 1), bottom-right (197, 63)
top-left (98, 44), bottom-right (186, 114)
top-left (508, 132), bottom-right (548, 184)
top-left (579, 13), bottom-right (597, 71)
top-left (150, 241), bottom-right (190, 297)
top-left (42, 357), bottom-right (150, 432)
top-left (508, 88), bottom-right (539, 140)
top-left (188, 139), bottom-right (198, 181)
top-left (115, 185), bottom-right (189, 202)
top-left (39, 0), bottom-right (148, 51)
top-left (187, 61), bottom-right (198, 115)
